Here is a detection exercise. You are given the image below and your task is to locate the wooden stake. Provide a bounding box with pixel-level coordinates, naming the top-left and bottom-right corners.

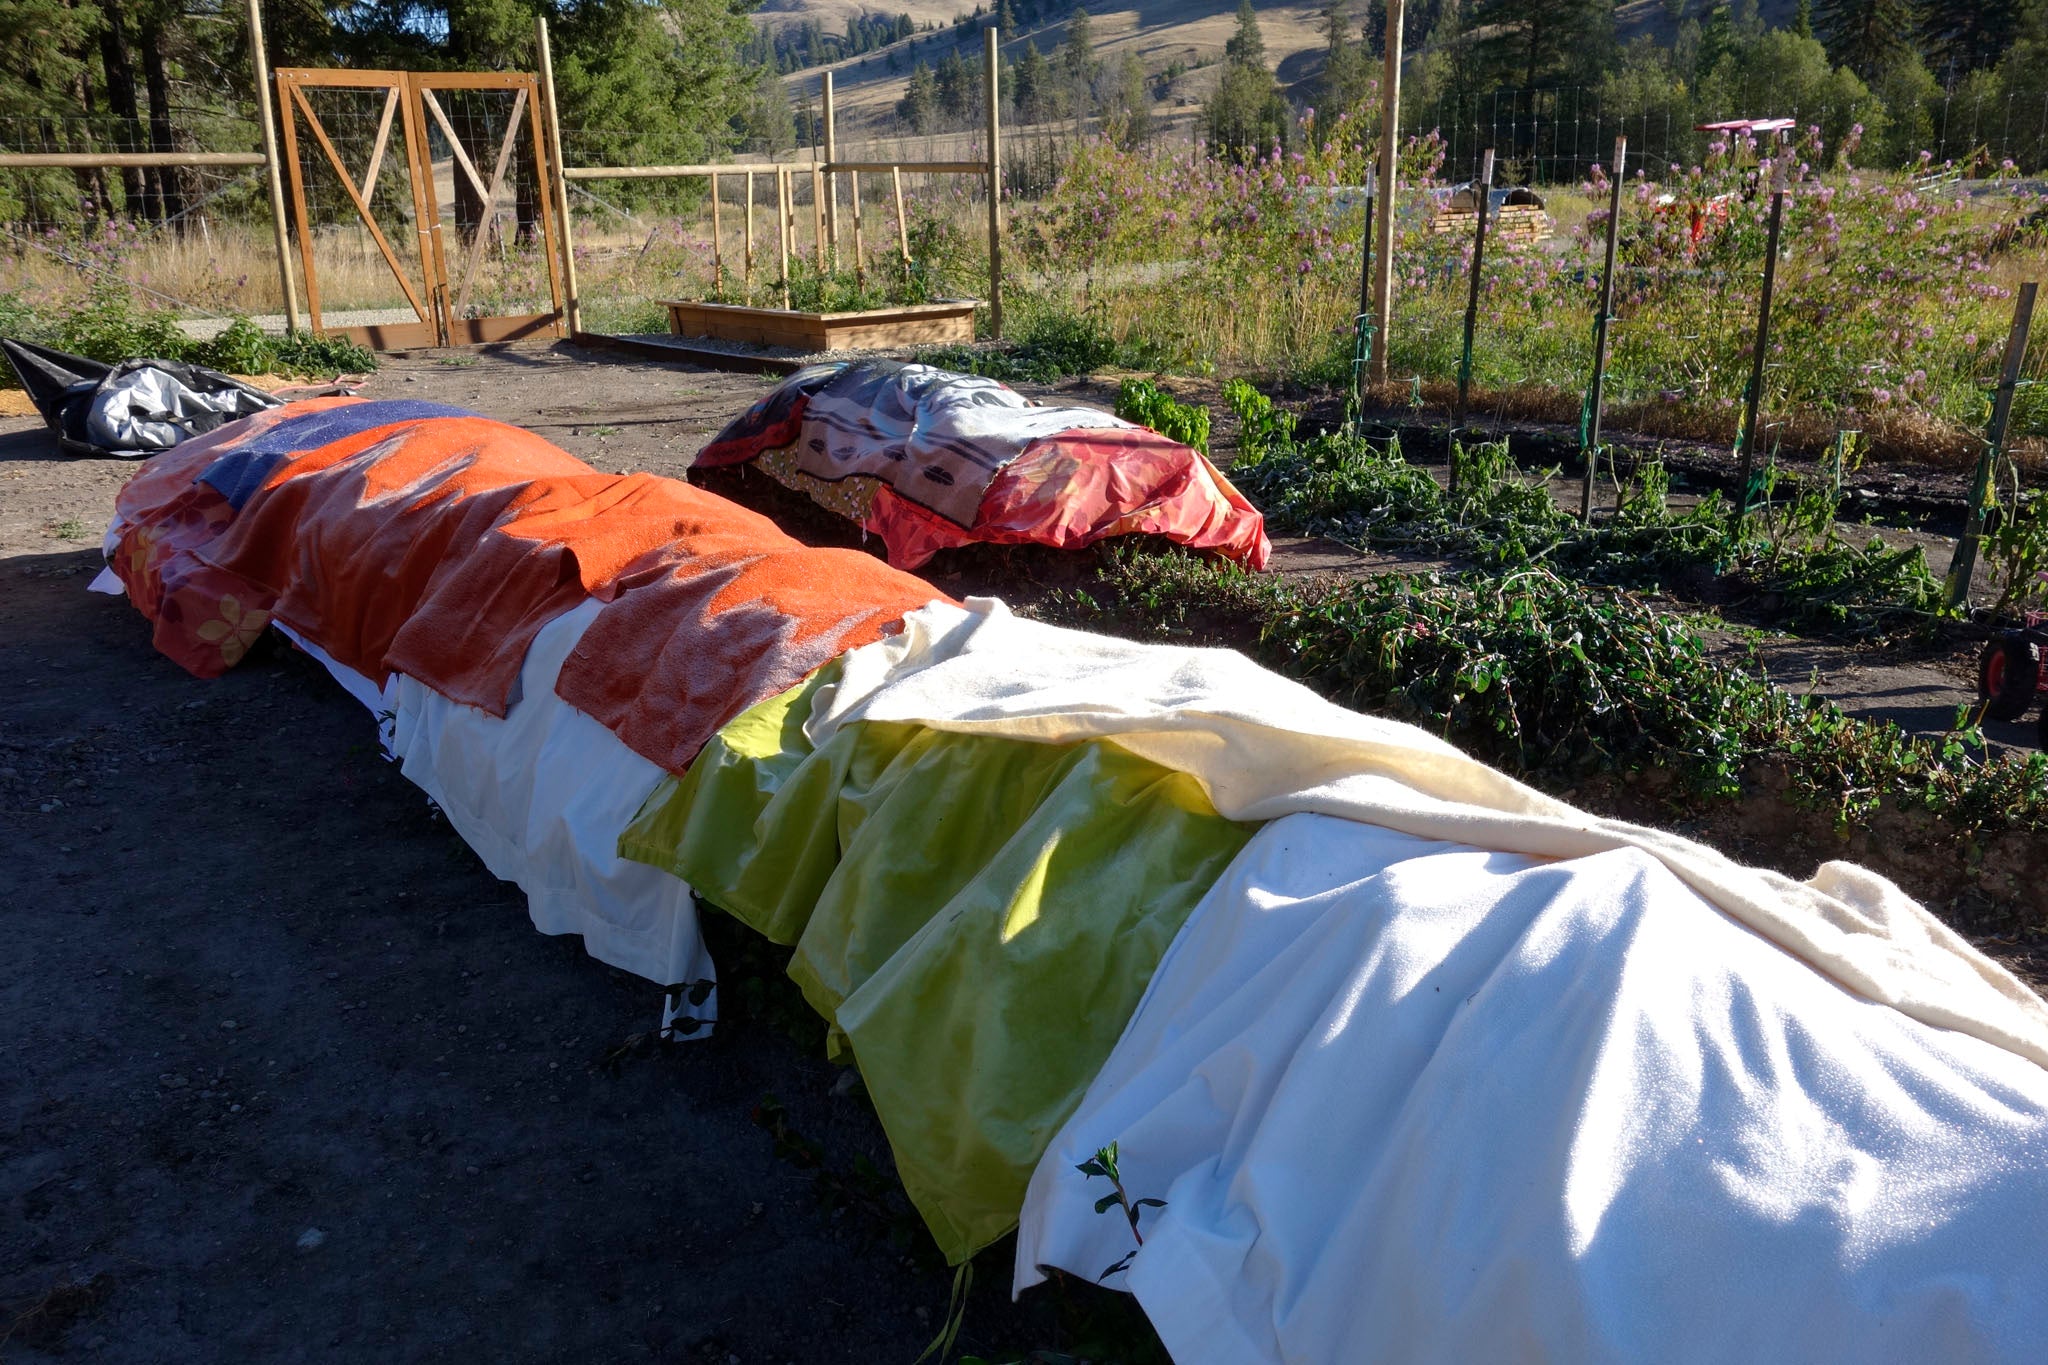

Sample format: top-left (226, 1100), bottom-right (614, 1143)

top-left (822, 72), bottom-right (838, 271)
top-left (274, 76), bottom-right (321, 332)
top-left (536, 18), bottom-right (585, 335)
top-left (1369, 0), bottom-right (1404, 384)
top-left (1580, 135), bottom-right (1627, 523)
top-left (1453, 147), bottom-right (1494, 445)
top-left (520, 70), bottom-right (565, 338)
top-left (710, 170), bottom-right (722, 294)
top-left (777, 166), bottom-right (791, 309)
top-left (744, 168), bottom-right (755, 285)
top-left (1734, 184), bottom-right (1787, 527)
top-left (986, 26), bottom-right (1004, 339)
top-left (1948, 281), bottom-right (2039, 609)
top-left (851, 171), bottom-right (865, 286)
top-left (247, 0), bottom-right (300, 333)
top-left (812, 166), bottom-right (826, 271)
top-left (893, 165), bottom-right (910, 267)
top-left (398, 75), bottom-right (450, 344)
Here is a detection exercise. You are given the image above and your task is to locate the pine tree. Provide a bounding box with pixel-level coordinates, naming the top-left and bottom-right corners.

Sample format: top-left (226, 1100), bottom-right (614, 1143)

top-left (1225, 0), bottom-right (1266, 68)
top-left (743, 72), bottom-right (796, 153)
top-left (899, 60), bottom-right (938, 131)
top-left (1462, 0), bottom-right (1613, 89)
top-left (1108, 47), bottom-right (1151, 145)
top-left (1207, 0), bottom-right (1288, 158)
top-left (937, 47), bottom-right (969, 120)
top-left (1918, 0), bottom-right (2027, 76)
top-left (1816, 0), bottom-right (1915, 79)
top-left (1061, 7), bottom-right (1097, 119)
top-left (1695, 1), bottom-right (1734, 76)
top-left (1791, 0), bottom-right (1813, 40)
top-left (1014, 40), bottom-right (1049, 120)
top-left (1317, 3), bottom-right (1373, 119)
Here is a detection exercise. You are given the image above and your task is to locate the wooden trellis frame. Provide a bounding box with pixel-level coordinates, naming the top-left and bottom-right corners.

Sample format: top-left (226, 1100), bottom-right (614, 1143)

top-left (546, 22), bottom-right (1006, 340)
top-left (274, 67), bottom-right (565, 349)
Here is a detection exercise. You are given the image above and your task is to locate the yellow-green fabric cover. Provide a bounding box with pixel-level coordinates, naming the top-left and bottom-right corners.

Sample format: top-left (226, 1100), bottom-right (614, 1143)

top-left (618, 665), bottom-right (1255, 1263)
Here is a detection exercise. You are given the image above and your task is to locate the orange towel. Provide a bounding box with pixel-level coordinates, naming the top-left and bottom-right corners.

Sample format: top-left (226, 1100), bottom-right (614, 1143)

top-left (118, 400), bottom-right (946, 772)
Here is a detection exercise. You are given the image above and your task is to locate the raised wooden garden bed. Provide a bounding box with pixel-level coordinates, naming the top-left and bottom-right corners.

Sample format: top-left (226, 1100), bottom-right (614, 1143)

top-left (662, 299), bottom-right (979, 351)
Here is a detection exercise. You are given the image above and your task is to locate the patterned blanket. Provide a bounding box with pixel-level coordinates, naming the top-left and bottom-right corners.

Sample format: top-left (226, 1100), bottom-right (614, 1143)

top-left (698, 361), bottom-right (1269, 571)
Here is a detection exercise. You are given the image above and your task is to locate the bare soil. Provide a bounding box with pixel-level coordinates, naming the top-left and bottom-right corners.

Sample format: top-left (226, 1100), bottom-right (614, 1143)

top-left (0, 344), bottom-right (1145, 1364)
top-left (0, 340), bottom-right (2034, 1360)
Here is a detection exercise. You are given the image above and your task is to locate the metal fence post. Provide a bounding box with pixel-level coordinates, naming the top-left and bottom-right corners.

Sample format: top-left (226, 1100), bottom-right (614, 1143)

top-left (1947, 282), bottom-right (2039, 611)
top-left (1454, 147), bottom-right (1495, 447)
top-left (1580, 135), bottom-right (1627, 522)
top-left (822, 72), bottom-right (838, 272)
top-left (1734, 184), bottom-right (1787, 529)
top-left (1351, 167), bottom-right (1377, 430)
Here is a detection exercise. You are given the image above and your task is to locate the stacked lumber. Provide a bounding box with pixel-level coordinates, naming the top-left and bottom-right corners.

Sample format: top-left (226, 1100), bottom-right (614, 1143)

top-left (1431, 202), bottom-right (1553, 245)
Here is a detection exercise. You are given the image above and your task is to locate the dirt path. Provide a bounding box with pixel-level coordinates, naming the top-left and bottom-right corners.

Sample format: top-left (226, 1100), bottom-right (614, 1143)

top-left (0, 341), bottom-right (2024, 1360)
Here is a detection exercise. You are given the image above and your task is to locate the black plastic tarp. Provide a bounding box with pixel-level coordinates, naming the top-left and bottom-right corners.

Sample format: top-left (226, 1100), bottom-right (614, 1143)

top-left (3, 338), bottom-right (281, 458)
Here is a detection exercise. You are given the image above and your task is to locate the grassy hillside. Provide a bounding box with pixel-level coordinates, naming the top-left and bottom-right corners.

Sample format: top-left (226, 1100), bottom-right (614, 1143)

top-left (775, 1), bottom-right (1334, 137)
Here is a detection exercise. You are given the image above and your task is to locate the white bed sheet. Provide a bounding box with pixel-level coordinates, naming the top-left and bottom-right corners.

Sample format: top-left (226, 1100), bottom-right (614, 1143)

top-left (1016, 814), bottom-right (2048, 1364)
top-left (273, 605), bottom-right (716, 1033)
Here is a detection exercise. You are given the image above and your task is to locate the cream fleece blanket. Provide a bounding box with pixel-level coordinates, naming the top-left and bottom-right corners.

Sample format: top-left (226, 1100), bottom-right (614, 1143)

top-left (810, 598), bottom-right (2048, 1070)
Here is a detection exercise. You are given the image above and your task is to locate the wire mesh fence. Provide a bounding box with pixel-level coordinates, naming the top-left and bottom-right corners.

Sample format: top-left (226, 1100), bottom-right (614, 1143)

top-left (1415, 84), bottom-right (2048, 187)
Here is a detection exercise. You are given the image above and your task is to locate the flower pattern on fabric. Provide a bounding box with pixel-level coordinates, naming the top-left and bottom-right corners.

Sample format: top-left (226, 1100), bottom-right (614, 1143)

top-left (192, 594), bottom-right (268, 666)
top-left (757, 441), bottom-right (883, 525)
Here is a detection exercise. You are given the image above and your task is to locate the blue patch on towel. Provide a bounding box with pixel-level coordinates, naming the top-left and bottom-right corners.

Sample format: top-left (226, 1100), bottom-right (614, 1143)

top-left (198, 400), bottom-right (480, 508)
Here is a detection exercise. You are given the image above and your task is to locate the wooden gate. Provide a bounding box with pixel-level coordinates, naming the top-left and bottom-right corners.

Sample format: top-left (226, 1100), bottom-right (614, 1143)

top-left (276, 69), bottom-right (564, 349)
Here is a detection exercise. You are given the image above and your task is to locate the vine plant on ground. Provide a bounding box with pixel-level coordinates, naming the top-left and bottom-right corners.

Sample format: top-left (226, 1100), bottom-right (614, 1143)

top-left (1036, 546), bottom-right (2048, 843)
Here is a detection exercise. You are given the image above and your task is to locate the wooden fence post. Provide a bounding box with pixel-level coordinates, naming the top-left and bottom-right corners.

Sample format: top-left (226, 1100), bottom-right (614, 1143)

top-left (535, 15), bottom-right (581, 334)
top-left (986, 26), bottom-right (1004, 340)
top-left (709, 171), bottom-right (722, 295)
top-left (776, 166), bottom-right (791, 309)
top-left (1580, 135), bottom-right (1627, 522)
top-left (893, 165), bottom-right (910, 268)
top-left (1947, 281), bottom-right (2039, 610)
top-left (744, 168), bottom-right (755, 286)
top-left (812, 166), bottom-right (826, 271)
top-left (248, 0), bottom-right (301, 334)
top-left (1453, 147), bottom-right (1495, 447)
top-left (1734, 183), bottom-right (1787, 528)
top-left (851, 171), bottom-right (865, 286)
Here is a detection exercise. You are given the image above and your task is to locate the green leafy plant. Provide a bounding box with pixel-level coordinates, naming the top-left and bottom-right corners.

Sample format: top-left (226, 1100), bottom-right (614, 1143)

top-left (268, 329), bottom-right (375, 377)
top-left (1076, 1141), bottom-right (1165, 1283)
top-left (197, 316), bottom-right (273, 374)
top-left (1987, 490), bottom-right (2048, 615)
top-left (50, 282), bottom-right (193, 365)
top-left (1226, 398), bottom-right (1945, 638)
top-left (919, 307), bottom-right (1126, 384)
top-left (1221, 377), bottom-right (1297, 464)
top-left (1114, 378), bottom-right (1211, 454)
